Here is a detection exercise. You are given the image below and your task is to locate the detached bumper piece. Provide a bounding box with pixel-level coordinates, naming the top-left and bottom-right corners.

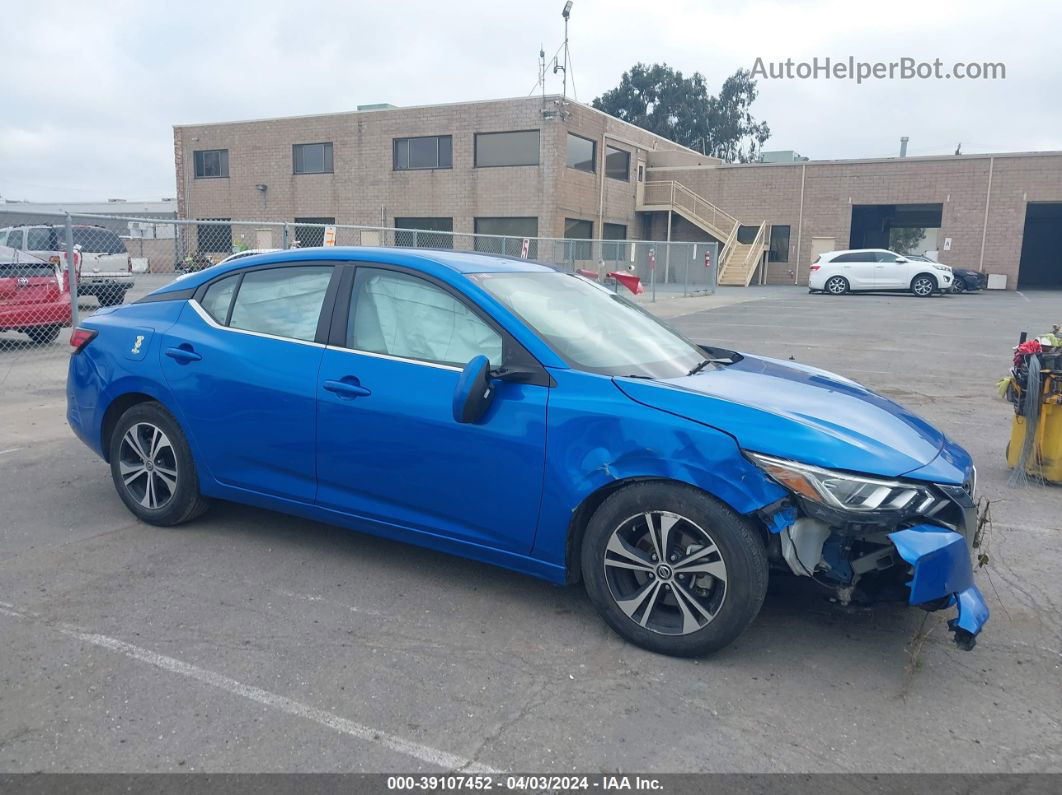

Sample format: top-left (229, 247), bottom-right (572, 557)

top-left (888, 524), bottom-right (989, 650)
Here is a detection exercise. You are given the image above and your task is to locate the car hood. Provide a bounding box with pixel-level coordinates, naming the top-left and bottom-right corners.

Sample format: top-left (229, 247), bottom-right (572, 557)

top-left (614, 354), bottom-right (947, 479)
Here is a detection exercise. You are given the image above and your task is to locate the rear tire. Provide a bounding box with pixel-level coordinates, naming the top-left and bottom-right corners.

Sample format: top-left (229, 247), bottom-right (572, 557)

top-left (26, 325), bottom-right (61, 345)
top-left (824, 275), bottom-right (849, 295)
top-left (581, 482), bottom-right (768, 657)
top-left (911, 274), bottom-right (937, 297)
top-left (108, 401), bottom-right (210, 526)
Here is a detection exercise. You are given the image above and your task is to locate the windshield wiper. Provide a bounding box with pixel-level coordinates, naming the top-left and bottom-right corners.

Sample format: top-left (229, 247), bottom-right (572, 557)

top-left (686, 359), bottom-right (714, 377)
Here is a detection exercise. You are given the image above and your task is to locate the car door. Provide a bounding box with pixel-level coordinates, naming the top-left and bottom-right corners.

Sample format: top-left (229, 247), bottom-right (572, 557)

top-left (315, 264), bottom-right (548, 554)
top-left (840, 251), bottom-right (879, 289)
top-left (159, 262), bottom-right (338, 502)
top-left (874, 251), bottom-right (907, 288)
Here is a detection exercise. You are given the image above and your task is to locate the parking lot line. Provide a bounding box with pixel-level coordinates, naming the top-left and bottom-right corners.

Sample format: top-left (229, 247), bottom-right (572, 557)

top-left (0, 602), bottom-right (499, 774)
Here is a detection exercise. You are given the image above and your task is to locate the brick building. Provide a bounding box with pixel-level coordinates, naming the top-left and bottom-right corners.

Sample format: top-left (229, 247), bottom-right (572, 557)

top-left (175, 95), bottom-right (1062, 289)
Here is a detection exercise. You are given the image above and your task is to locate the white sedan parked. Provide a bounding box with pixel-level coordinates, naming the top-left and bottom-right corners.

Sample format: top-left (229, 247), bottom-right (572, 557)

top-left (808, 249), bottom-right (953, 296)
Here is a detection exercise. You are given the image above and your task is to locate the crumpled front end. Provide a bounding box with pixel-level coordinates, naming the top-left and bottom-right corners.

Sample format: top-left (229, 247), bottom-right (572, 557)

top-left (751, 452), bottom-right (988, 650)
top-left (889, 525), bottom-right (989, 649)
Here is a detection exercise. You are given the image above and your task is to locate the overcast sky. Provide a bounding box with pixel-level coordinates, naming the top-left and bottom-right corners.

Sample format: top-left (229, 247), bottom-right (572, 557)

top-left (3, 0), bottom-right (1059, 202)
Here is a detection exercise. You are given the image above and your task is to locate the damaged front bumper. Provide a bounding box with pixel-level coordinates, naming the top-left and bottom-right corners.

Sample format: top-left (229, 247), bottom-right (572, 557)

top-left (888, 524), bottom-right (989, 649)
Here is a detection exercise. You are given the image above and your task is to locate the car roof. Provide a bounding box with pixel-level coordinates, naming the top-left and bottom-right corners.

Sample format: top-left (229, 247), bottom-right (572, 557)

top-left (823, 248), bottom-right (893, 256)
top-left (154, 246), bottom-right (557, 294)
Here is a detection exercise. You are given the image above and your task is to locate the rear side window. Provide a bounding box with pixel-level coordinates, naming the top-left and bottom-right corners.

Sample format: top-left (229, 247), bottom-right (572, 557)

top-left (227, 266), bottom-right (333, 342)
top-left (72, 228), bottom-right (126, 254)
top-left (200, 275), bottom-right (240, 323)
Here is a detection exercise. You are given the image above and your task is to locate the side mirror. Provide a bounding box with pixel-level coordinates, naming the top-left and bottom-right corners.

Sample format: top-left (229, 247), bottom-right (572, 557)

top-left (452, 355), bottom-right (494, 424)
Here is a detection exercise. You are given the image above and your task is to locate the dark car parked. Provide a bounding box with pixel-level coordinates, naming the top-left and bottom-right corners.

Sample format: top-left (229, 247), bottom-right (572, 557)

top-left (907, 255), bottom-right (986, 293)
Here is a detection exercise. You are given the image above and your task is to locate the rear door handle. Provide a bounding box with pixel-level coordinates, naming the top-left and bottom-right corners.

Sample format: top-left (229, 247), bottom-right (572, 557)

top-left (323, 379), bottom-right (371, 399)
top-left (165, 345), bottom-right (202, 363)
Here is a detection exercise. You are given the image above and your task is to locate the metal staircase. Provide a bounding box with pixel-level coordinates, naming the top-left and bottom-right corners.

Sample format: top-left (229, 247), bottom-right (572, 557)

top-left (638, 180), bottom-right (768, 287)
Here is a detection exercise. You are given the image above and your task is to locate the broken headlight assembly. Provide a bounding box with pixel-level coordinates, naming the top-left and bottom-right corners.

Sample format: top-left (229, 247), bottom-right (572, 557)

top-left (746, 453), bottom-right (948, 517)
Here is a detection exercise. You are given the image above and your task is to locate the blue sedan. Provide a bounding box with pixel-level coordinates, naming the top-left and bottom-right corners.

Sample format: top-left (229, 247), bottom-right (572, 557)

top-left (67, 248), bottom-right (988, 656)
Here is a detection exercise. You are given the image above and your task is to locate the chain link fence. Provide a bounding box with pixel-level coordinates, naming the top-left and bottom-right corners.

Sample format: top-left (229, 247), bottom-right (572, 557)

top-left (1, 210), bottom-right (717, 390)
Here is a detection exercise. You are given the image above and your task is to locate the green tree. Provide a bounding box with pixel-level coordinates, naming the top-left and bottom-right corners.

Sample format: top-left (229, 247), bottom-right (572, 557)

top-left (591, 64), bottom-right (770, 163)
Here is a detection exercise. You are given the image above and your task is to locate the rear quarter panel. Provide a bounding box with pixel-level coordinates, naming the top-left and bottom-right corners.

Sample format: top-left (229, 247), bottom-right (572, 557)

top-left (67, 301), bottom-right (201, 467)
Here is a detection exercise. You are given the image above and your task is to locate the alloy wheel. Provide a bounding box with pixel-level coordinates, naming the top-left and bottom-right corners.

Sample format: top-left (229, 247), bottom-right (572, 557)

top-left (603, 511), bottom-right (728, 636)
top-left (913, 277), bottom-right (935, 296)
top-left (825, 276), bottom-right (847, 295)
top-left (118, 422), bottom-right (178, 510)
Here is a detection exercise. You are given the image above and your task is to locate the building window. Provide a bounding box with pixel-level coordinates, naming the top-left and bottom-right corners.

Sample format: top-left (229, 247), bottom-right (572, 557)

top-left (194, 149), bottom-right (229, 179)
top-left (768, 225), bottom-right (791, 262)
top-left (394, 136), bottom-right (453, 171)
top-left (564, 218), bottom-right (593, 261)
top-left (605, 145), bottom-right (630, 181)
top-left (196, 218), bottom-right (232, 253)
top-left (394, 217), bottom-right (454, 248)
top-left (737, 225), bottom-right (759, 244)
top-left (566, 133), bottom-right (596, 173)
top-left (474, 217), bottom-right (539, 257)
top-left (293, 142), bottom-right (334, 174)
top-left (602, 222), bottom-right (628, 262)
top-left (474, 130), bottom-right (540, 167)
top-left (294, 217), bottom-right (335, 248)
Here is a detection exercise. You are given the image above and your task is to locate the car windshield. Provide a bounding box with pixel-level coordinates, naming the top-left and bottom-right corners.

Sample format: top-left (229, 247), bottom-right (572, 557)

top-left (471, 271), bottom-right (708, 379)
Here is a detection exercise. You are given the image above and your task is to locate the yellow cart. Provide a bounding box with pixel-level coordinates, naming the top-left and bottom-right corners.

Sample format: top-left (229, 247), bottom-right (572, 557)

top-left (1007, 367), bottom-right (1062, 483)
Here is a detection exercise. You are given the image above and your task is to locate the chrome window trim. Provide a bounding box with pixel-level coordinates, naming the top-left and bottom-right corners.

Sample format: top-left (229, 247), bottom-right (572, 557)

top-left (189, 299), bottom-right (464, 371)
top-left (187, 299), bottom-right (326, 348)
top-left (323, 345), bottom-right (463, 372)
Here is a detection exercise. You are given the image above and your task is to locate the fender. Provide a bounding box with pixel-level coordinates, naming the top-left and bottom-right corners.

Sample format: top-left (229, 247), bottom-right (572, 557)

top-left (531, 369), bottom-right (787, 572)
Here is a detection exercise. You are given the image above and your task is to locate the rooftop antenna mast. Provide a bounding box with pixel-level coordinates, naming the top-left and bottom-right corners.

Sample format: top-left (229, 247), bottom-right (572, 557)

top-left (556, 1), bottom-right (572, 99)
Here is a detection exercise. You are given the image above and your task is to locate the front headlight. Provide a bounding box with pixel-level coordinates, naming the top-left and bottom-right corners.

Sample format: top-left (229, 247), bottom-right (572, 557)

top-left (747, 452), bottom-right (941, 513)
top-left (932, 263), bottom-right (951, 272)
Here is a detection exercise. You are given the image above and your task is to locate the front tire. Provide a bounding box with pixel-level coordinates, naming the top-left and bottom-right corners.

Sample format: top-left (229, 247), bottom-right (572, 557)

top-left (581, 482), bottom-right (768, 657)
top-left (824, 275), bottom-right (849, 295)
top-left (911, 274), bottom-right (937, 297)
top-left (951, 279), bottom-right (966, 294)
top-left (108, 401), bottom-right (210, 526)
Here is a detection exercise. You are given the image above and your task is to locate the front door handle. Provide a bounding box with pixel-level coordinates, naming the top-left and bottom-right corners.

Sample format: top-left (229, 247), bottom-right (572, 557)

top-left (165, 345), bottom-right (202, 363)
top-left (323, 379), bottom-right (371, 399)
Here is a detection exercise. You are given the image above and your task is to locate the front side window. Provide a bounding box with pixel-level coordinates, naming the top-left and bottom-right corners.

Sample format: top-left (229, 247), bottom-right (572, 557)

top-left (347, 268), bottom-right (502, 367)
top-left (194, 149), bottom-right (229, 178)
top-left (473, 272), bottom-right (705, 379)
top-left (566, 133), bottom-right (596, 173)
top-left (227, 265), bottom-right (333, 341)
top-left (394, 136), bottom-right (453, 170)
top-left (26, 228), bottom-right (58, 251)
top-left (5, 229), bottom-right (23, 249)
top-left (474, 130), bottom-right (540, 167)
top-left (293, 142), bottom-right (334, 174)
top-left (605, 145), bottom-right (630, 181)
top-left (875, 251), bottom-right (900, 263)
